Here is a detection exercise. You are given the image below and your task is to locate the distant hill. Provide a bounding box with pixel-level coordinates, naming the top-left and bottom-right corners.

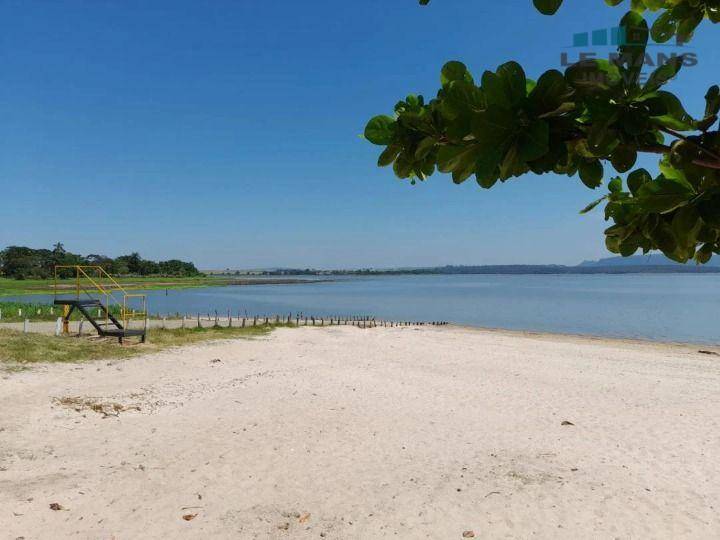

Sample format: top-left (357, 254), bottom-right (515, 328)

top-left (578, 254), bottom-right (720, 267)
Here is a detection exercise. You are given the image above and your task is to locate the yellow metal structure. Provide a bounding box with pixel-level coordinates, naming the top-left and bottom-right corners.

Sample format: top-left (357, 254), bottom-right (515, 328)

top-left (53, 265), bottom-right (148, 334)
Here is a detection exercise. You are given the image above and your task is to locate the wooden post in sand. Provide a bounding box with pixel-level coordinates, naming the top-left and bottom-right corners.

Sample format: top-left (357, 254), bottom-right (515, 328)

top-left (23, 319), bottom-right (29, 333)
top-left (55, 317), bottom-right (62, 336)
top-left (228, 310), bottom-right (232, 328)
top-left (197, 313), bottom-right (201, 329)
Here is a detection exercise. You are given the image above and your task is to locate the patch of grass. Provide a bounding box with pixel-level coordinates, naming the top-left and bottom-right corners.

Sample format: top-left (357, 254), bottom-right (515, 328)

top-left (142, 324), bottom-right (279, 348)
top-left (0, 301), bottom-right (119, 322)
top-left (0, 276), bottom-right (239, 297)
top-left (0, 275), bottom-right (319, 297)
top-left (0, 324), bottom-right (286, 366)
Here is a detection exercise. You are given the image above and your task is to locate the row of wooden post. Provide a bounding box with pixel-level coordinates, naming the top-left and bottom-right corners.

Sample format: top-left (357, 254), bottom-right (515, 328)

top-left (159, 313), bottom-right (449, 329)
top-left (13, 314), bottom-right (448, 336)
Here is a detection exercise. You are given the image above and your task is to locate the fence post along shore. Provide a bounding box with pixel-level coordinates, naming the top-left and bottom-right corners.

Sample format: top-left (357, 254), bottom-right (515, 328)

top-left (0, 302), bottom-right (450, 338)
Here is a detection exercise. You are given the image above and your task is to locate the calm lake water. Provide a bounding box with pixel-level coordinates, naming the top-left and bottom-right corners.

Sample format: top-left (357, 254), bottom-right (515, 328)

top-left (7, 274), bottom-right (720, 344)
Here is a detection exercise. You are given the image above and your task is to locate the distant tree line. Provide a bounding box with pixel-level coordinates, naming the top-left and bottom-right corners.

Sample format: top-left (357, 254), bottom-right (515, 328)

top-left (0, 243), bottom-right (201, 279)
top-left (238, 262), bottom-right (720, 276)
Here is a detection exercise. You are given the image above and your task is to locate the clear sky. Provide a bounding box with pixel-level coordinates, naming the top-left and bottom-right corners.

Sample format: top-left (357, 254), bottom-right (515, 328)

top-left (1, 0), bottom-right (718, 269)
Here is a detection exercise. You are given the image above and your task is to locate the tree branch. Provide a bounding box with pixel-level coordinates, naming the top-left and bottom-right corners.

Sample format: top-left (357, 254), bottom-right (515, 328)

top-left (638, 144), bottom-right (671, 155)
top-left (659, 126), bottom-right (720, 163)
top-left (692, 159), bottom-right (720, 170)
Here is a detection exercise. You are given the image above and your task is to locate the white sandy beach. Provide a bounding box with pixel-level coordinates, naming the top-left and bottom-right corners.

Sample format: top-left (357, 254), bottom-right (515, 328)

top-left (1, 325), bottom-right (720, 539)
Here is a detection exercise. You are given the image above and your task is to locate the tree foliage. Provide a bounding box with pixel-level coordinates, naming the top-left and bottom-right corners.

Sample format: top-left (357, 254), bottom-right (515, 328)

top-left (365, 1), bottom-right (720, 263)
top-left (0, 244), bottom-right (201, 280)
top-left (533, 0), bottom-right (720, 44)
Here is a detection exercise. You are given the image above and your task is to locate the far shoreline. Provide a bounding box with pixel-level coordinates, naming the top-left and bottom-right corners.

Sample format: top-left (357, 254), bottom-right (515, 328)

top-left (442, 323), bottom-right (720, 352)
top-left (0, 276), bottom-right (332, 298)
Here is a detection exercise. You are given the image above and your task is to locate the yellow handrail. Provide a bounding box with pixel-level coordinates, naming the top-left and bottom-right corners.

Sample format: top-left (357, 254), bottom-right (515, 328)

top-left (54, 265), bottom-right (148, 332)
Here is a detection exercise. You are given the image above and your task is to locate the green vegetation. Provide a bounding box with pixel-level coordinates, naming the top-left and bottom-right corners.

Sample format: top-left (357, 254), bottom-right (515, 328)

top-left (0, 275), bottom-right (234, 297)
top-left (0, 324), bottom-right (285, 366)
top-left (366, 1), bottom-right (720, 264)
top-left (0, 243), bottom-right (200, 280)
top-left (0, 301), bottom-right (108, 322)
top-left (532, 1), bottom-right (720, 44)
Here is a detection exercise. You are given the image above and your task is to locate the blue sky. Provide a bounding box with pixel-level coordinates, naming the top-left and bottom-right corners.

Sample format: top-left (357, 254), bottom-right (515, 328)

top-left (1, 0), bottom-right (718, 269)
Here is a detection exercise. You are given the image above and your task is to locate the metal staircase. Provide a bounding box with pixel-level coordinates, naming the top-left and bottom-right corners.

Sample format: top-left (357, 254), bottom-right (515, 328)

top-left (53, 266), bottom-right (147, 343)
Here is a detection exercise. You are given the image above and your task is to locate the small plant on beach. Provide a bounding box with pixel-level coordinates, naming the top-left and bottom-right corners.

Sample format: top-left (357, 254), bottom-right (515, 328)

top-left (365, 0), bottom-right (720, 264)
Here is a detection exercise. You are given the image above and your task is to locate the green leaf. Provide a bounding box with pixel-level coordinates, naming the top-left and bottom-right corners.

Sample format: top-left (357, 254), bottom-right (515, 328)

top-left (437, 144), bottom-right (481, 184)
top-left (610, 145), bottom-right (638, 173)
top-left (672, 205), bottom-right (702, 248)
top-left (476, 175), bottom-right (499, 189)
top-left (392, 153), bottom-right (413, 178)
top-left (496, 61), bottom-right (527, 107)
top-left (588, 119), bottom-right (620, 157)
top-left (676, 9), bottom-right (704, 43)
top-left (608, 176), bottom-right (623, 193)
top-left (475, 145), bottom-right (505, 187)
top-left (637, 175), bottom-right (694, 213)
top-left (616, 11), bottom-right (649, 86)
top-left (481, 71), bottom-right (510, 109)
top-left (441, 61), bottom-right (473, 86)
top-left (696, 243), bottom-right (714, 264)
top-left (498, 144), bottom-right (524, 180)
top-left (650, 11), bottom-right (677, 43)
top-left (649, 91), bottom-right (696, 131)
top-left (414, 137), bottom-right (437, 161)
top-left (472, 106), bottom-right (518, 147)
top-left (533, 0), bottom-right (563, 15)
top-left (627, 168), bottom-right (651, 195)
top-left (529, 69), bottom-right (573, 116)
top-left (378, 145), bottom-right (401, 167)
top-left (579, 160), bottom-right (604, 189)
top-left (643, 55), bottom-right (683, 94)
top-left (565, 59), bottom-right (622, 94)
top-left (517, 120), bottom-right (550, 162)
top-left (698, 196), bottom-right (720, 228)
top-left (364, 115), bottom-right (396, 145)
top-left (709, 4), bottom-right (720, 24)
top-left (579, 195), bottom-right (609, 214)
top-left (704, 85), bottom-right (720, 119)
top-left (441, 80), bottom-right (485, 120)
